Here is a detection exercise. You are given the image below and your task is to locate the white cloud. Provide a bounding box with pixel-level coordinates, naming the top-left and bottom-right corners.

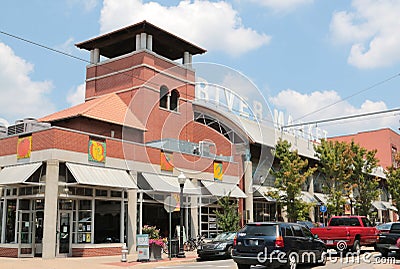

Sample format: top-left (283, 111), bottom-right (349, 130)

top-left (54, 37), bottom-right (75, 55)
top-left (249, 0), bottom-right (313, 12)
top-left (269, 89), bottom-right (397, 136)
top-left (0, 42), bottom-right (56, 124)
top-left (330, 0), bottom-right (400, 68)
top-left (100, 0), bottom-right (271, 56)
top-left (67, 84), bottom-right (86, 106)
top-left (0, 118), bottom-right (9, 127)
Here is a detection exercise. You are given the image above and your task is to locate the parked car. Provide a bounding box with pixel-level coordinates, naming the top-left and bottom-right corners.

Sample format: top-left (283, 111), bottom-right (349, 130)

top-left (297, 221), bottom-right (317, 229)
top-left (197, 231), bottom-right (236, 260)
top-left (310, 216), bottom-right (377, 252)
top-left (376, 222), bottom-right (394, 234)
top-left (376, 222), bottom-right (400, 256)
top-left (232, 222), bottom-right (327, 269)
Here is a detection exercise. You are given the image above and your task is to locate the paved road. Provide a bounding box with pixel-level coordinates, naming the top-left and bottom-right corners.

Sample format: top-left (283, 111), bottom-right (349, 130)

top-left (149, 251), bottom-right (400, 269)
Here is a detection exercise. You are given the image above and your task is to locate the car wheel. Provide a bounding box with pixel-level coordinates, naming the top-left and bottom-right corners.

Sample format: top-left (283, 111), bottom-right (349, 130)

top-left (236, 264), bottom-right (250, 269)
top-left (317, 248), bottom-right (327, 266)
top-left (226, 246), bottom-right (233, 258)
top-left (283, 252), bottom-right (297, 269)
top-left (352, 240), bottom-right (361, 253)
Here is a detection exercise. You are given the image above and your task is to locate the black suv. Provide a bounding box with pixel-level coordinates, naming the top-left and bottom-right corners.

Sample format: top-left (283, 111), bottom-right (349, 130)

top-left (232, 222), bottom-right (327, 269)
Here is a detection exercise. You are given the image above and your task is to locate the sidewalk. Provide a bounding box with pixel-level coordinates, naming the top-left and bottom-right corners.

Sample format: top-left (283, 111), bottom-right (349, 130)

top-left (0, 250), bottom-right (198, 269)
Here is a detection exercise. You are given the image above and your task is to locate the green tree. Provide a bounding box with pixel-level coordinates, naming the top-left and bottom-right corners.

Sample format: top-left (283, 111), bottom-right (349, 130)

top-left (314, 140), bottom-right (354, 216)
top-left (385, 152), bottom-right (400, 212)
top-left (214, 193), bottom-right (241, 232)
top-left (271, 139), bottom-right (316, 222)
top-left (349, 141), bottom-right (380, 217)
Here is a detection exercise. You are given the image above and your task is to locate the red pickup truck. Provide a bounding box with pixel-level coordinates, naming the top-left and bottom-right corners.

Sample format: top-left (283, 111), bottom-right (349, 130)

top-left (310, 216), bottom-right (378, 252)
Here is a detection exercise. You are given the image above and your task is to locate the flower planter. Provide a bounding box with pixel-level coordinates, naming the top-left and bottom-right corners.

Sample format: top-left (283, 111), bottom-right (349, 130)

top-left (149, 243), bottom-right (162, 261)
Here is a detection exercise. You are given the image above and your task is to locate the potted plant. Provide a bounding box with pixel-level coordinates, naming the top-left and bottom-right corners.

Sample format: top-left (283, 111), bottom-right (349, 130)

top-left (142, 225), bottom-right (165, 260)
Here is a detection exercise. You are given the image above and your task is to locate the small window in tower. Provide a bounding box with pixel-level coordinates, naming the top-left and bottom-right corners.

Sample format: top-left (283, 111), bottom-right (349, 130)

top-left (170, 89), bottom-right (180, 111)
top-left (160, 86), bottom-right (168, 109)
top-left (392, 145), bottom-right (398, 168)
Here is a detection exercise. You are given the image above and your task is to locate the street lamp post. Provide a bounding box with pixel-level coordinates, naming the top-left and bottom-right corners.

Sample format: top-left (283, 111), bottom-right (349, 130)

top-left (177, 172), bottom-right (186, 258)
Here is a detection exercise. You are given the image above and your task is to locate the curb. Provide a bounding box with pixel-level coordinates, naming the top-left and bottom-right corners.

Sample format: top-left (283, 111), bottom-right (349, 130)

top-left (106, 256), bottom-right (198, 268)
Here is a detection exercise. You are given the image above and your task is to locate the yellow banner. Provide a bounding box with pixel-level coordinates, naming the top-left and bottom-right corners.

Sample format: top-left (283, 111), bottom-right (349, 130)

top-left (17, 136), bottom-right (32, 159)
top-left (214, 162), bottom-right (223, 181)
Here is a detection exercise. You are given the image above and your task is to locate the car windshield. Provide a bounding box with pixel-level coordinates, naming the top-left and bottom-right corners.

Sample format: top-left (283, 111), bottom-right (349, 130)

top-left (240, 224), bottom-right (277, 236)
top-left (377, 223), bottom-right (392, 230)
top-left (329, 218), bottom-right (360, 226)
top-left (212, 232), bottom-right (236, 241)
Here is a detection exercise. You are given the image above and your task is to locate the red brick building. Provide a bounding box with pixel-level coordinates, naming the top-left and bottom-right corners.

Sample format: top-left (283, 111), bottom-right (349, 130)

top-left (0, 21), bottom-right (245, 258)
top-left (330, 128), bottom-right (400, 222)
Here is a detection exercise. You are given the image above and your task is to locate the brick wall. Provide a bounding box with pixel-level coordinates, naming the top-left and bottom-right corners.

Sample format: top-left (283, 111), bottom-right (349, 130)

top-left (0, 247), bottom-right (18, 258)
top-left (72, 246), bottom-right (121, 257)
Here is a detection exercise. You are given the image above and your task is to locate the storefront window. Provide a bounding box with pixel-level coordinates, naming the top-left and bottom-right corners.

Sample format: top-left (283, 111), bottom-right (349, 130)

top-left (75, 200), bottom-right (92, 244)
top-left (96, 189), bottom-right (107, 197)
top-left (5, 199), bottom-right (16, 243)
top-left (19, 199), bottom-right (31, 210)
top-left (201, 205), bottom-right (221, 239)
top-left (110, 191), bottom-right (121, 198)
top-left (94, 200), bottom-right (120, 243)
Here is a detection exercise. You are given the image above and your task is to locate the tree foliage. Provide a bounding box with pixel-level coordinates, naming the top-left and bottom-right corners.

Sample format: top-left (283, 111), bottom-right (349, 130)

top-left (271, 139), bottom-right (316, 222)
top-left (214, 193), bottom-right (241, 232)
top-left (315, 139), bottom-right (380, 217)
top-left (349, 141), bottom-right (380, 217)
top-left (314, 140), bottom-right (354, 216)
top-left (385, 152), bottom-right (400, 212)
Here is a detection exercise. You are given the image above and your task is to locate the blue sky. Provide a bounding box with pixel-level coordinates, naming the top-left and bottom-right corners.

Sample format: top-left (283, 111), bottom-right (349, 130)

top-left (0, 0), bottom-right (399, 136)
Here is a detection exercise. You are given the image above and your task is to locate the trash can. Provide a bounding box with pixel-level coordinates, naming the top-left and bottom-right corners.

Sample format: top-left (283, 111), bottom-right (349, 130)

top-left (169, 239), bottom-right (179, 257)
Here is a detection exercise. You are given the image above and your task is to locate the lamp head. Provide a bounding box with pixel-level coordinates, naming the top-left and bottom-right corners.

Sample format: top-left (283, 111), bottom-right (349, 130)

top-left (178, 172), bottom-right (186, 185)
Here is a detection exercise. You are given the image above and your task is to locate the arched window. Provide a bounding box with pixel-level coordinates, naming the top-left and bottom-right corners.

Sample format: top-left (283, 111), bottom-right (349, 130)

top-left (159, 86), bottom-right (168, 109)
top-left (170, 89), bottom-right (180, 111)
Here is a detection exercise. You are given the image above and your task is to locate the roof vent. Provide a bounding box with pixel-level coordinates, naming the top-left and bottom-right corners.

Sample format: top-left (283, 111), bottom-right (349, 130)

top-left (0, 124), bottom-right (7, 137)
top-left (7, 118), bottom-right (50, 136)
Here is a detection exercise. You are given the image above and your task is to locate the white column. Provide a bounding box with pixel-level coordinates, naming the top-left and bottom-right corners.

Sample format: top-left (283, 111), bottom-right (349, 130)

top-left (140, 33), bottom-right (147, 49)
top-left (146, 35), bottom-right (153, 51)
top-left (120, 191), bottom-right (125, 244)
top-left (308, 176), bottom-right (315, 222)
top-left (136, 34), bottom-right (141, 51)
top-left (93, 48), bottom-right (100, 64)
top-left (127, 189), bottom-right (138, 253)
top-left (42, 160), bottom-right (59, 259)
top-left (244, 161), bottom-right (253, 223)
top-left (90, 50), bottom-right (95, 64)
top-left (91, 197), bottom-right (95, 244)
top-left (183, 51), bottom-right (190, 65)
top-left (1, 198), bottom-right (6, 244)
top-left (188, 54), bottom-right (193, 68)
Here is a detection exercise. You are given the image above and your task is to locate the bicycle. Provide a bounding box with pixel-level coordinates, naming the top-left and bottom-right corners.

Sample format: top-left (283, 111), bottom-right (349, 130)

top-left (184, 234), bottom-right (205, 251)
top-left (162, 240), bottom-right (169, 254)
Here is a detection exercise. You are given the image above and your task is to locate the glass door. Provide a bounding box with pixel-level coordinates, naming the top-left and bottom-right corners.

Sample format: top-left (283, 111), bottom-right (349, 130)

top-left (57, 211), bottom-right (72, 257)
top-left (18, 211), bottom-right (34, 257)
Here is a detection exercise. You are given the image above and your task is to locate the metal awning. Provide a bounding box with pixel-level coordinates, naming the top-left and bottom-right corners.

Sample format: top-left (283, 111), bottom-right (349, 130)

top-left (201, 181), bottom-right (247, 198)
top-left (301, 191), bottom-right (318, 203)
top-left (253, 185), bottom-right (276, 202)
top-left (0, 162), bottom-right (42, 185)
top-left (66, 163), bottom-right (137, 189)
top-left (372, 201), bottom-right (386, 211)
top-left (314, 193), bottom-right (328, 205)
top-left (140, 173), bottom-right (201, 195)
top-left (382, 201), bottom-right (398, 212)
